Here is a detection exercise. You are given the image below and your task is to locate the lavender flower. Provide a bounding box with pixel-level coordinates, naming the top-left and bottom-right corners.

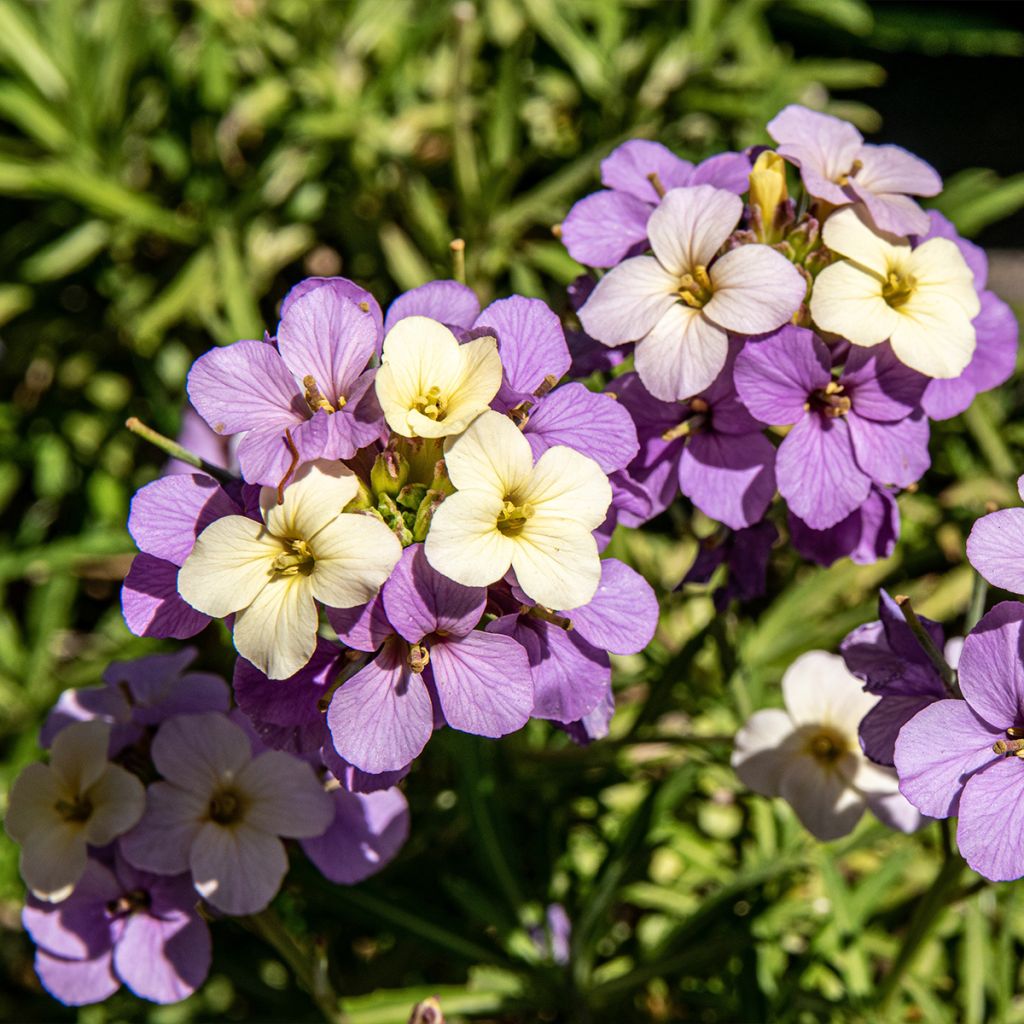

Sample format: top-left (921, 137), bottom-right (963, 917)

top-left (894, 602), bottom-right (1024, 880)
top-left (683, 521), bottom-right (778, 611)
top-left (966, 474), bottom-right (1024, 594)
top-left (788, 486), bottom-right (900, 568)
top-left (23, 855), bottom-right (210, 1005)
top-left (734, 326), bottom-right (928, 529)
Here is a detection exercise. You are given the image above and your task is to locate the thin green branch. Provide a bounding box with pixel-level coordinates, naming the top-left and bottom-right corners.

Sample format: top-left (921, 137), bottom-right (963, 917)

top-left (125, 417), bottom-right (236, 485)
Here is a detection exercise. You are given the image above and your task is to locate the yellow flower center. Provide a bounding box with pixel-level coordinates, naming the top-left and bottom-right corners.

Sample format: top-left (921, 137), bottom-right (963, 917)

top-left (303, 374), bottom-right (345, 415)
top-left (55, 794), bottom-right (93, 823)
top-left (497, 499), bottom-right (534, 536)
top-left (413, 386), bottom-right (448, 421)
top-left (271, 538), bottom-right (315, 577)
top-left (677, 264), bottom-right (713, 309)
top-left (882, 270), bottom-right (916, 309)
top-left (408, 644), bottom-right (430, 674)
top-left (207, 787), bottom-right (246, 825)
top-left (804, 726), bottom-right (848, 766)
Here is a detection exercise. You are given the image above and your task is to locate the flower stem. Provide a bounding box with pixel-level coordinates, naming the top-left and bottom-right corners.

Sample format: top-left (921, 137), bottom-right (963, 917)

top-left (243, 908), bottom-right (346, 1024)
top-left (966, 570), bottom-right (989, 632)
top-left (875, 824), bottom-right (964, 1012)
top-left (450, 238), bottom-right (466, 284)
top-left (125, 417), bottom-right (236, 485)
top-left (894, 594), bottom-right (958, 695)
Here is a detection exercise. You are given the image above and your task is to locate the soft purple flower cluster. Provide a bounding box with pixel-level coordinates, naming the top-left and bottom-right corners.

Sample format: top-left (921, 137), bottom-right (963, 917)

top-left (6, 651), bottom-right (409, 1006)
top-left (561, 108), bottom-right (1017, 602)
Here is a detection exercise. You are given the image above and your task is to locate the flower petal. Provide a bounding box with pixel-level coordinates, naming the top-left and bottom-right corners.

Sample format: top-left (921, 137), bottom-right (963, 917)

top-left (577, 256), bottom-right (679, 345)
top-left (115, 912), bottom-right (211, 1004)
top-left (731, 709), bottom-right (798, 797)
top-left (261, 459), bottom-right (358, 541)
top-left (121, 554), bottom-right (212, 640)
top-left (561, 190), bottom-right (652, 268)
top-left (118, 782), bottom-right (204, 875)
top-left (383, 279), bottom-right (480, 333)
top-left (782, 650), bottom-right (876, 734)
top-left (82, 766), bottom-right (146, 845)
top-left (634, 304), bottom-right (729, 401)
top-left (810, 262), bottom-right (900, 347)
top-left (190, 822), bottom-right (288, 915)
top-left (237, 751), bottom-right (334, 837)
top-left (35, 949), bottom-right (119, 1006)
top-left (648, 185), bottom-right (742, 275)
top-left (150, 712), bottom-right (252, 791)
top-left (519, 445), bottom-right (611, 532)
top-left (511, 527), bottom-right (601, 610)
top-left (566, 558), bottom-right (658, 655)
top-left (309, 513), bottom-right (402, 610)
top-left (705, 245), bottom-right (805, 334)
top-left (600, 140), bottom-right (696, 200)
top-left (847, 412), bottom-right (930, 488)
top-left (441, 408), bottom-right (533, 495)
top-left (956, 759), bottom-right (1024, 881)
top-left (233, 573), bottom-right (319, 680)
top-left (957, 602), bottom-right (1024, 729)
top-left (423, 490), bottom-right (515, 589)
top-left (967, 509), bottom-right (1024, 593)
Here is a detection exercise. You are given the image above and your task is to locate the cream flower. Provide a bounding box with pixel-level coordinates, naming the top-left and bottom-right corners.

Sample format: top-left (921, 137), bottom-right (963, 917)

top-left (810, 206), bottom-right (980, 378)
top-left (375, 315), bottom-right (502, 438)
top-left (731, 651), bottom-right (922, 840)
top-left (178, 460), bottom-right (402, 679)
top-left (424, 410), bottom-right (611, 610)
top-left (4, 721), bottom-right (145, 901)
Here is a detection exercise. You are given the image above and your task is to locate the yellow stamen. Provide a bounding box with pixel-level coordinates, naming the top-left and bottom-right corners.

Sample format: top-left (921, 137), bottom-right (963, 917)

top-left (882, 270), bottom-right (916, 309)
top-left (497, 500), bottom-right (534, 536)
top-left (413, 386), bottom-right (447, 421)
top-left (804, 727), bottom-right (847, 766)
top-left (303, 375), bottom-right (341, 415)
top-left (271, 539), bottom-right (315, 576)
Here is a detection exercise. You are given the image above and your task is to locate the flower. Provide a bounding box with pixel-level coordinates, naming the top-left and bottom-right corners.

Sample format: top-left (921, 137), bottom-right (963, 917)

top-left (809, 206), bottom-right (980, 378)
top-left (561, 140), bottom-right (751, 268)
top-left (578, 185), bottom-right (806, 400)
top-left (766, 104), bottom-right (941, 236)
top-left (682, 521), bottom-right (778, 611)
top-left (23, 855), bottom-right (211, 1006)
top-left (374, 315), bottom-right (502, 438)
top-left (187, 282), bottom-right (385, 486)
top-left (894, 602), bottom-right (1024, 881)
top-left (120, 713), bottom-right (334, 915)
top-left (966, 474), bottom-right (1024, 594)
top-left (734, 326), bottom-right (929, 529)
top-left (424, 410), bottom-right (611, 610)
top-left (4, 722), bottom-right (146, 902)
top-left (787, 486), bottom-right (900, 568)
top-left (840, 590), bottom-right (950, 765)
top-left (177, 460), bottom-right (402, 679)
top-left (327, 545), bottom-right (533, 773)
top-left (732, 651), bottom-right (922, 839)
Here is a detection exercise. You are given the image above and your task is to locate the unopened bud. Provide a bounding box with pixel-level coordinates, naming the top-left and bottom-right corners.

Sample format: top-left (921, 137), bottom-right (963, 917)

top-left (749, 151), bottom-right (789, 241)
top-left (412, 489), bottom-right (446, 542)
top-left (343, 478), bottom-right (374, 512)
top-left (371, 449), bottom-right (410, 498)
top-left (430, 460), bottom-right (455, 497)
top-left (397, 483), bottom-right (428, 512)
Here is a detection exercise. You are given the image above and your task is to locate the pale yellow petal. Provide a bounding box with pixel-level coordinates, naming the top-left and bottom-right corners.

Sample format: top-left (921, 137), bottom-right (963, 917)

top-left (908, 237), bottom-right (981, 319)
top-left (4, 763), bottom-right (63, 843)
top-left (82, 764), bottom-right (147, 845)
top-left (442, 410), bottom-right (533, 496)
top-left (889, 298), bottom-right (976, 378)
top-left (810, 261), bottom-right (900, 347)
top-left (437, 334), bottom-right (503, 432)
top-left (233, 573), bottom-right (319, 679)
top-left (516, 446), bottom-right (611, 533)
top-left (178, 515), bottom-right (280, 617)
top-left (310, 513), bottom-right (403, 608)
top-left (510, 527), bottom-right (601, 610)
top-left (21, 824), bottom-right (87, 903)
top-left (423, 489), bottom-right (515, 587)
top-left (821, 205), bottom-right (902, 275)
top-left (262, 459), bottom-right (359, 539)
top-left (49, 721), bottom-right (112, 793)
top-left (783, 651), bottom-right (875, 737)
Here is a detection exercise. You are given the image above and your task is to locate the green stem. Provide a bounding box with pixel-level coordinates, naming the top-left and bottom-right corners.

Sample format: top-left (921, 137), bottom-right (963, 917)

top-left (964, 397), bottom-right (1016, 481)
top-left (966, 571), bottom-right (989, 632)
top-left (243, 909), bottom-right (346, 1024)
top-left (125, 417), bottom-right (236, 484)
top-left (875, 829), bottom-right (964, 1012)
top-left (450, 237), bottom-right (466, 284)
top-left (894, 594), bottom-right (958, 695)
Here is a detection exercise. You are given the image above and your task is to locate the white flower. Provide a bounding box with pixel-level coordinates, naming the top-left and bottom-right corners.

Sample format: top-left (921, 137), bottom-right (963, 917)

top-left (178, 460), bottom-right (402, 679)
top-left (375, 315), bottom-right (502, 438)
top-left (119, 714), bottom-right (334, 916)
top-left (424, 410), bottom-right (611, 610)
top-left (731, 651), bottom-right (922, 840)
top-left (810, 206), bottom-right (981, 378)
top-left (4, 721), bottom-right (145, 901)
top-left (578, 185), bottom-right (806, 400)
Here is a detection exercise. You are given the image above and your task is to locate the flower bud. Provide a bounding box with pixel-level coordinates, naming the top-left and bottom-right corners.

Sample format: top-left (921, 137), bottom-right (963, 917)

top-left (412, 489), bottom-right (446, 543)
top-left (749, 151), bottom-right (789, 241)
top-left (371, 449), bottom-right (410, 498)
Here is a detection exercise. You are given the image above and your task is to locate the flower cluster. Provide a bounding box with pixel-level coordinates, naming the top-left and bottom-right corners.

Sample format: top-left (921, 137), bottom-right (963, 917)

top-left (562, 106), bottom-right (1017, 601)
top-left (4, 651), bottom-right (409, 1005)
top-left (122, 279), bottom-right (659, 775)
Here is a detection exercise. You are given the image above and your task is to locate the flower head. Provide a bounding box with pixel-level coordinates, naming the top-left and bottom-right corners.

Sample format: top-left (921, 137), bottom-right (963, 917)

top-left (810, 206), bottom-right (980, 378)
top-left (178, 460), bottom-right (402, 679)
top-left (120, 713), bottom-right (334, 915)
top-left (375, 315), bottom-right (502, 438)
top-left (733, 651), bottom-right (922, 839)
top-left (578, 185), bottom-right (806, 400)
top-left (5, 722), bottom-right (146, 902)
top-left (967, 474), bottom-right (1024, 594)
top-left (424, 410), bottom-right (611, 610)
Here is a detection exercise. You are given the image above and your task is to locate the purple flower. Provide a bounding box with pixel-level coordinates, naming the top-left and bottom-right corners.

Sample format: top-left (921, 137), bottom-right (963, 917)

top-left (121, 473), bottom-right (258, 639)
top-left (894, 602), bottom-right (1024, 881)
top-left (734, 326), bottom-right (929, 529)
top-left (327, 545), bottom-right (533, 774)
top-left (967, 474), bottom-right (1024, 594)
top-left (788, 486), bottom-right (900, 568)
top-left (613, 347), bottom-right (776, 530)
top-left (840, 590), bottom-right (949, 765)
top-left (682, 521), bottom-right (778, 611)
top-left (165, 405), bottom-right (237, 476)
top-left (561, 140), bottom-right (750, 268)
top-left (383, 279), bottom-right (481, 334)
top-left (23, 855), bottom-right (210, 1006)
top-left (766, 105), bottom-right (941, 235)
top-left (120, 713), bottom-right (334, 915)
top-left (188, 283), bottom-right (385, 486)
top-left (41, 648), bottom-right (230, 753)
top-left (579, 185), bottom-right (806, 400)
top-left (487, 558), bottom-right (658, 724)
top-left (561, 690), bottom-right (616, 746)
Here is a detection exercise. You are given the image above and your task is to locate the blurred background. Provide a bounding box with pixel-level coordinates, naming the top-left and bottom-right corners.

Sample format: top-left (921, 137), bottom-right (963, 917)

top-left (1, 1), bottom-right (1023, 1021)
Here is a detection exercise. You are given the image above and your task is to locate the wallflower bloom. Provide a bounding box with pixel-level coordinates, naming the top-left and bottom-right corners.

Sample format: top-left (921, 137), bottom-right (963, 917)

top-left (178, 461), bottom-right (402, 679)
top-left (424, 411), bottom-right (611, 610)
top-left (579, 185), bottom-right (806, 400)
top-left (810, 207), bottom-right (980, 378)
top-left (4, 722), bottom-right (145, 902)
top-left (375, 315), bottom-right (502, 438)
top-left (732, 651), bottom-right (922, 839)
top-left (967, 474), bottom-right (1024, 593)
top-left (120, 713), bottom-right (334, 915)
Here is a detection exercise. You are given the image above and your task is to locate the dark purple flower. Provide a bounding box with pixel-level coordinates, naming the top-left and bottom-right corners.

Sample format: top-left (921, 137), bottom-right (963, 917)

top-left (840, 590), bottom-right (949, 765)
top-left (895, 602), bottom-right (1024, 881)
top-left (561, 140), bottom-right (750, 268)
top-left (788, 486), bottom-right (900, 568)
top-left (682, 521), bottom-right (778, 611)
top-left (188, 284), bottom-right (385, 486)
top-left (326, 545), bottom-right (533, 774)
top-left (23, 854), bottom-right (210, 1006)
top-left (734, 326), bottom-right (929, 530)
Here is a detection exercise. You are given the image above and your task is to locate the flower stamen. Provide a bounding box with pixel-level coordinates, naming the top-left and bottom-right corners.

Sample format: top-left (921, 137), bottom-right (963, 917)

top-left (55, 795), bottom-right (93, 823)
top-left (496, 500), bottom-right (534, 536)
top-left (207, 788), bottom-right (246, 825)
top-left (413, 386), bottom-right (448, 421)
top-left (271, 539), bottom-right (315, 577)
